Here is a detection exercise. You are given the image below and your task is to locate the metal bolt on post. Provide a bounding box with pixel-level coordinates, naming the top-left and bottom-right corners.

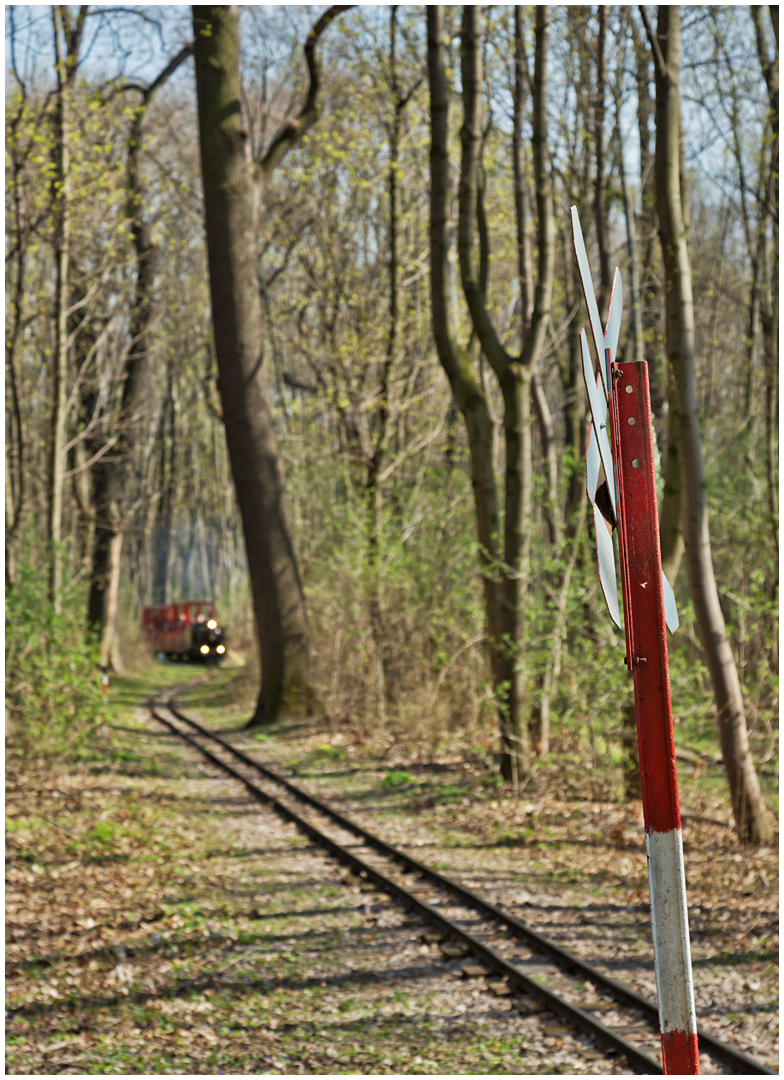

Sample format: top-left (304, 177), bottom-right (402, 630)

top-left (571, 206), bottom-right (699, 1075)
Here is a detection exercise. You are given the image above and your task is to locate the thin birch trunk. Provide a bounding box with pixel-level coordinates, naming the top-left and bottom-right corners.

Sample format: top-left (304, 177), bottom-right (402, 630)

top-left (5, 80), bottom-right (30, 590)
top-left (614, 116), bottom-right (644, 366)
top-left (659, 369), bottom-right (685, 586)
top-left (49, 7), bottom-right (73, 611)
top-left (592, 6), bottom-right (611, 319)
top-left (47, 7), bottom-right (88, 609)
top-left (100, 531), bottom-right (124, 669)
top-left (562, 8), bottom-right (590, 536)
top-left (750, 5), bottom-right (779, 553)
top-left (630, 10), bottom-right (666, 419)
top-left (365, 6), bottom-right (414, 723)
top-left (152, 367), bottom-right (176, 605)
top-left (197, 509), bottom-right (213, 599)
top-left (534, 376), bottom-right (559, 541)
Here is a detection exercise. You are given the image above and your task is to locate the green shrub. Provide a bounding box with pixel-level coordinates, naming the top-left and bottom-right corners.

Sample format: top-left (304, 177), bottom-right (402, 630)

top-left (6, 561), bottom-right (102, 760)
top-left (314, 743), bottom-right (347, 761)
top-left (382, 770), bottom-right (413, 788)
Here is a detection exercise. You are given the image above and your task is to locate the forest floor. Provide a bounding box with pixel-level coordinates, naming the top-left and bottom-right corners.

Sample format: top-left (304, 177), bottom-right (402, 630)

top-left (5, 664), bottom-right (779, 1075)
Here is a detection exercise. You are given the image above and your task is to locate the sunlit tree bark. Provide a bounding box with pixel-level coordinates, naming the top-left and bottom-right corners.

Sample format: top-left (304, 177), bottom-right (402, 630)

top-left (5, 42), bottom-right (31, 590)
top-left (750, 5), bottom-right (779, 553)
top-left (427, 6), bottom-right (554, 784)
top-left (192, 4), bottom-right (349, 724)
top-left (49, 5), bottom-right (87, 611)
top-left (427, 5), bottom-right (506, 769)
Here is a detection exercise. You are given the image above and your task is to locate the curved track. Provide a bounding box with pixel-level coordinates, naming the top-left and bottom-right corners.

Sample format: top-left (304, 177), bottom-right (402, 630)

top-left (150, 696), bottom-right (774, 1076)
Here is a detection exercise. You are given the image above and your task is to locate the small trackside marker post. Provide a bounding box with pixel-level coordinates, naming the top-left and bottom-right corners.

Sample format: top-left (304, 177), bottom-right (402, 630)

top-left (101, 667), bottom-right (109, 718)
top-left (571, 205), bottom-right (698, 1075)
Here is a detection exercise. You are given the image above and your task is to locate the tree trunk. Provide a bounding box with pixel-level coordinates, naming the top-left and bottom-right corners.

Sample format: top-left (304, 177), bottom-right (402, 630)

top-left (659, 370), bottom-right (685, 585)
top-left (592, 5), bottom-right (611, 319)
top-left (46, 7), bottom-right (88, 609)
top-left (49, 7), bottom-right (73, 611)
top-left (99, 531), bottom-right (124, 669)
top-left (750, 4), bottom-right (779, 552)
top-left (647, 5), bottom-right (771, 844)
top-left (151, 367), bottom-right (176, 605)
top-left (498, 364), bottom-right (532, 788)
top-left (87, 45), bottom-right (192, 655)
top-left (513, 6), bottom-right (534, 329)
top-left (5, 62), bottom-right (34, 593)
top-left (632, 10), bottom-right (682, 582)
top-left (614, 113), bottom-right (644, 366)
top-left (197, 508), bottom-right (213, 599)
top-left (743, 215), bottom-right (762, 424)
top-left (5, 149), bottom-right (26, 591)
top-left (427, 4), bottom-right (504, 750)
top-left (364, 5), bottom-right (411, 723)
top-left (562, 9), bottom-right (590, 537)
top-left (531, 372), bottom-right (559, 546)
top-left (193, 5), bottom-right (345, 723)
top-left (450, 6), bottom-right (553, 785)
top-left (631, 10), bottom-right (667, 422)
top-left (514, 9), bottom-right (558, 546)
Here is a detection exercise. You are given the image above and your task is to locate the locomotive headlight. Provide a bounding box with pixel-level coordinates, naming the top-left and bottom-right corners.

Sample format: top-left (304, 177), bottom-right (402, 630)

top-left (200, 644), bottom-right (210, 655)
top-left (207, 619), bottom-right (217, 630)
top-left (217, 645), bottom-right (225, 654)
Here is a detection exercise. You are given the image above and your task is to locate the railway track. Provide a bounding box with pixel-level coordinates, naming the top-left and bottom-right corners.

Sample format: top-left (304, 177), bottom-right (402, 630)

top-left (151, 696), bottom-right (775, 1076)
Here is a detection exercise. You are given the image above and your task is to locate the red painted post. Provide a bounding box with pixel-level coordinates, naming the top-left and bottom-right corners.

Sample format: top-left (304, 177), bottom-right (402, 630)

top-left (571, 204), bottom-right (697, 1072)
top-left (613, 360), bottom-right (699, 1075)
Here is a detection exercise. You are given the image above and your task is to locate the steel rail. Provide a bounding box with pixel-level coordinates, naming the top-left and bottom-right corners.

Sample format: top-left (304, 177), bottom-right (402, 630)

top-left (157, 699), bottom-right (775, 1076)
top-left (151, 702), bottom-right (660, 1074)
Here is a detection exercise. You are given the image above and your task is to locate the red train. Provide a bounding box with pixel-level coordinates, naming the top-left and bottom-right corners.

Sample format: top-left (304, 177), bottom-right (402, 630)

top-left (142, 599), bottom-right (227, 663)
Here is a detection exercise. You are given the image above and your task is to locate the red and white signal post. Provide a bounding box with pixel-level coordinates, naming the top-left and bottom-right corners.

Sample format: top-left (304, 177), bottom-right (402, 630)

top-left (572, 207), bottom-right (699, 1075)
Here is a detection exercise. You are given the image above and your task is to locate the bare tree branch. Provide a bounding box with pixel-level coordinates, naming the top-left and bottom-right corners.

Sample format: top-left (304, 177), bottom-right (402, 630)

top-left (639, 4), bottom-right (668, 82)
top-left (258, 5), bottom-right (353, 179)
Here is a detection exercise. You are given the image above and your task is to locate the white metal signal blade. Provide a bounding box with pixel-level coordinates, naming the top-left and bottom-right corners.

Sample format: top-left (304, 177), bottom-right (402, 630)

top-left (571, 206), bottom-right (609, 397)
top-left (604, 268), bottom-right (623, 372)
top-left (662, 570), bottom-right (679, 633)
top-left (586, 419), bottom-right (601, 504)
top-left (585, 368), bottom-right (603, 504)
top-left (594, 504), bottom-right (621, 628)
top-left (585, 268), bottom-right (622, 507)
top-left (580, 331), bottom-right (616, 517)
